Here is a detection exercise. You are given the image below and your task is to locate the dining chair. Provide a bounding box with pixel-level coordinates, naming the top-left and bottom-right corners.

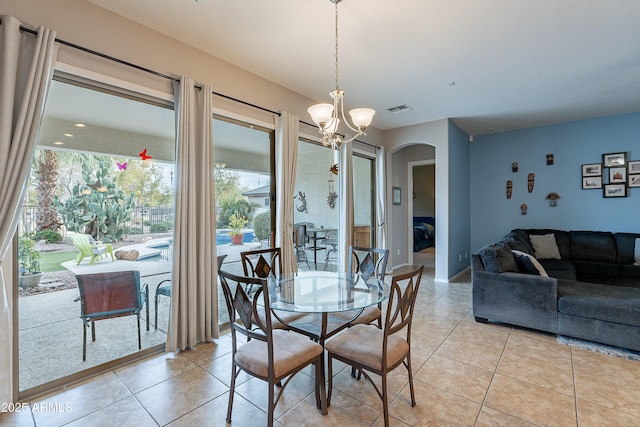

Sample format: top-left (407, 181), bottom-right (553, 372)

top-left (154, 254), bottom-right (227, 330)
top-left (333, 246), bottom-right (390, 328)
top-left (325, 265), bottom-right (424, 427)
top-left (294, 224), bottom-right (311, 269)
top-left (75, 270), bottom-right (148, 361)
top-left (240, 247), bottom-right (307, 329)
top-left (322, 230), bottom-right (339, 271)
top-left (218, 270), bottom-right (327, 426)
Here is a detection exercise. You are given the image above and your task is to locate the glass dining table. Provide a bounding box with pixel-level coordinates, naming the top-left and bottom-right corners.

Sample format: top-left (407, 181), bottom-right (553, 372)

top-left (266, 270), bottom-right (390, 345)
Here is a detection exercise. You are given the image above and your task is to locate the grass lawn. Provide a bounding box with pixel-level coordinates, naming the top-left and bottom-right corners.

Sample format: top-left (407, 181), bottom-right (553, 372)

top-left (39, 251), bottom-right (78, 272)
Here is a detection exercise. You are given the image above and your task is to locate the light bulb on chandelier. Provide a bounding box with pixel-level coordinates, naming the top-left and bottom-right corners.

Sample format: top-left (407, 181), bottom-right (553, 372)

top-left (307, 0), bottom-right (375, 149)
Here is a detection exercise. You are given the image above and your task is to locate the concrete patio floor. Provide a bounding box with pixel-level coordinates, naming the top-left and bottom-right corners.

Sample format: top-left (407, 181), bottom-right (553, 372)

top-left (18, 238), bottom-right (260, 392)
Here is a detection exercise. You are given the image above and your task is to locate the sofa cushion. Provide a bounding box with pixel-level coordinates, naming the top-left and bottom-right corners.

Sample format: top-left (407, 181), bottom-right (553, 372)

top-left (558, 281), bottom-right (640, 327)
top-left (505, 229), bottom-right (534, 254)
top-left (525, 229), bottom-right (571, 259)
top-left (613, 233), bottom-right (640, 264)
top-left (538, 259), bottom-right (576, 281)
top-left (569, 231), bottom-right (616, 263)
top-left (512, 250), bottom-right (548, 277)
top-left (530, 233), bottom-right (561, 259)
top-left (479, 243), bottom-right (518, 273)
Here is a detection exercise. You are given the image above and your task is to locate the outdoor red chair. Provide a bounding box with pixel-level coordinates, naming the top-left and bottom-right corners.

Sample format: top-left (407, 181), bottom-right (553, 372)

top-left (76, 270), bottom-right (149, 361)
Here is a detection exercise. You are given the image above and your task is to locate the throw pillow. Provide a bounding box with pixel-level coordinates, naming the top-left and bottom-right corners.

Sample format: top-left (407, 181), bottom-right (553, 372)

top-left (512, 250), bottom-right (548, 277)
top-left (635, 238), bottom-right (640, 266)
top-left (529, 233), bottom-right (561, 260)
top-left (481, 243), bottom-right (518, 273)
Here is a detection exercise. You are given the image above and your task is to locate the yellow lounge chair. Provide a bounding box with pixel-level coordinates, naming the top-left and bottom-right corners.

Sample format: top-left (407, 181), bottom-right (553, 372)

top-left (69, 233), bottom-right (115, 265)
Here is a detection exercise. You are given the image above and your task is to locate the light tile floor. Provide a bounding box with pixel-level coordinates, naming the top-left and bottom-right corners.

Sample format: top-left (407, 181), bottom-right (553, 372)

top-left (3, 270), bottom-right (640, 426)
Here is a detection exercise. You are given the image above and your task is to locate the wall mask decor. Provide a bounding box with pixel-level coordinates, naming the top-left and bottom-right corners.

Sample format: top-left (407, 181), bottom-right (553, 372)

top-left (528, 173), bottom-right (535, 193)
top-left (512, 162), bottom-right (519, 172)
top-left (545, 192), bottom-right (561, 206)
top-left (546, 154), bottom-right (554, 165)
top-left (506, 180), bottom-right (513, 199)
top-left (520, 203), bottom-right (528, 215)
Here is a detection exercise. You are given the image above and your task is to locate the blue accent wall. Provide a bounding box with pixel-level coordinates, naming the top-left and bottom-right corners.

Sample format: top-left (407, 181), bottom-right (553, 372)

top-left (470, 112), bottom-right (640, 251)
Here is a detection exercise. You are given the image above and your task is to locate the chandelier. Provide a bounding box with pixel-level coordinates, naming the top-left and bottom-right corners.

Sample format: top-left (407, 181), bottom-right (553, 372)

top-left (307, 0), bottom-right (375, 149)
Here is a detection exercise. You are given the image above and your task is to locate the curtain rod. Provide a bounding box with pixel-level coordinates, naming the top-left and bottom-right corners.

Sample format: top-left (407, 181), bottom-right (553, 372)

top-left (17, 24), bottom-right (280, 117)
top-left (17, 22), bottom-right (379, 150)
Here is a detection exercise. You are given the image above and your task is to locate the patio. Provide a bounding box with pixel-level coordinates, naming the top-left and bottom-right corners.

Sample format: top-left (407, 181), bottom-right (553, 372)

top-left (18, 237), bottom-right (260, 391)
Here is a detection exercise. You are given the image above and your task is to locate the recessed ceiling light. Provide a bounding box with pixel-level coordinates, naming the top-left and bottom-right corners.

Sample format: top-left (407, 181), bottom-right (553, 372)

top-left (74, 123), bottom-right (86, 128)
top-left (53, 141), bottom-right (64, 145)
top-left (448, 81), bottom-right (456, 87)
top-left (63, 133), bottom-right (74, 137)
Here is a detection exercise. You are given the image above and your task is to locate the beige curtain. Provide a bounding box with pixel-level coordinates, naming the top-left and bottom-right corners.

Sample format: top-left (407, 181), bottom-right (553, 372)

top-left (0, 15), bottom-right (57, 403)
top-left (168, 77), bottom-right (218, 351)
top-left (339, 142), bottom-right (354, 271)
top-left (275, 111), bottom-right (299, 273)
top-left (375, 146), bottom-right (387, 249)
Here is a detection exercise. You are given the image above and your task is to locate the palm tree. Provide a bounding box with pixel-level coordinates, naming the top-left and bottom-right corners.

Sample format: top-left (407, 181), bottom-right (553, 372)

top-left (34, 149), bottom-right (62, 232)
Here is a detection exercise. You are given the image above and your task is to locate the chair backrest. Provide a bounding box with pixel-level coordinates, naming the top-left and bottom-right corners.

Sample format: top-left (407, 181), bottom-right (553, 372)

top-left (240, 248), bottom-right (282, 278)
top-left (68, 233), bottom-right (94, 256)
top-left (383, 265), bottom-right (424, 351)
top-left (348, 246), bottom-right (390, 281)
top-left (294, 224), bottom-right (307, 247)
top-left (217, 254), bottom-right (228, 272)
top-left (218, 270), bottom-right (274, 355)
top-left (76, 270), bottom-right (143, 318)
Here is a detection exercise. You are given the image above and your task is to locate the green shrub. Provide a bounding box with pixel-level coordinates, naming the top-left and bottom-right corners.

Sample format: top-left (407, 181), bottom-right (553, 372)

top-left (34, 230), bottom-right (63, 243)
top-left (150, 222), bottom-right (170, 233)
top-left (253, 211), bottom-right (271, 241)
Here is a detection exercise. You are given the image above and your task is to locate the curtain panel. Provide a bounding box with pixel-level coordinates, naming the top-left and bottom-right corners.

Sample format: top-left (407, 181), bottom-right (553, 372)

top-left (168, 77), bottom-right (218, 352)
top-left (375, 147), bottom-right (387, 249)
top-left (275, 111), bottom-right (299, 273)
top-left (0, 15), bottom-right (58, 403)
top-left (339, 142), bottom-right (354, 271)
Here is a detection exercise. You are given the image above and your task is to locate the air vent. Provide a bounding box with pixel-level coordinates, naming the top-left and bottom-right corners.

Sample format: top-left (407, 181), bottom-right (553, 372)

top-left (387, 104), bottom-right (412, 114)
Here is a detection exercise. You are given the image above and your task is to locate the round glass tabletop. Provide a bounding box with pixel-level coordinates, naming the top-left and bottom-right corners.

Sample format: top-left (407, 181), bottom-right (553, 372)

top-left (267, 270), bottom-right (390, 313)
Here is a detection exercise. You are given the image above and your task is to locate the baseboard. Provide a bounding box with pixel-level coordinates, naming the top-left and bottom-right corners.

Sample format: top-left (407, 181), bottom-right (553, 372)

top-left (448, 266), bottom-right (471, 283)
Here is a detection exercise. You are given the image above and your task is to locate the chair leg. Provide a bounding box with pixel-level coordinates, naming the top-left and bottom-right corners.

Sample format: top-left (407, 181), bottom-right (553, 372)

top-left (327, 353), bottom-right (333, 406)
top-left (382, 373), bottom-right (389, 427)
top-left (268, 382), bottom-right (275, 427)
top-left (406, 353), bottom-right (416, 407)
top-left (226, 363), bottom-right (237, 423)
top-left (316, 357), bottom-right (327, 415)
top-left (154, 293), bottom-right (159, 330)
top-left (91, 321), bottom-right (96, 342)
top-left (82, 323), bottom-right (87, 361)
top-left (137, 315), bottom-right (142, 350)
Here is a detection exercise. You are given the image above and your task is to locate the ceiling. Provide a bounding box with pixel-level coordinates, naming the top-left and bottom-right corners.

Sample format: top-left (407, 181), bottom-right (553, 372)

top-left (85, 0), bottom-right (640, 136)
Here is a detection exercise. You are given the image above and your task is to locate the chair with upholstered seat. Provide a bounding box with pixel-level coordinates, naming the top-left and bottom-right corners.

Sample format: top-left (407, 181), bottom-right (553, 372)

top-left (333, 246), bottom-right (390, 328)
top-left (218, 270), bottom-right (327, 426)
top-left (75, 270), bottom-right (149, 361)
top-left (154, 254), bottom-right (227, 330)
top-left (240, 247), bottom-right (307, 329)
top-left (325, 265), bottom-right (424, 427)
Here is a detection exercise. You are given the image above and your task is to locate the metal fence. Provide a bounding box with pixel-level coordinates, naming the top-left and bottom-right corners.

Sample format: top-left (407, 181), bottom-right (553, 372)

top-left (19, 205), bottom-right (174, 237)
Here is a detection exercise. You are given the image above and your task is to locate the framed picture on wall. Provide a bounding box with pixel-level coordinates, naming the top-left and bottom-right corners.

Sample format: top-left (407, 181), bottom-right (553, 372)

top-left (392, 187), bottom-right (401, 205)
top-left (582, 163), bottom-right (602, 176)
top-left (629, 175), bottom-right (640, 188)
top-left (602, 152), bottom-right (627, 168)
top-left (603, 183), bottom-right (627, 198)
top-left (628, 160), bottom-right (640, 175)
top-left (582, 176), bottom-right (602, 189)
top-left (609, 167), bottom-right (627, 184)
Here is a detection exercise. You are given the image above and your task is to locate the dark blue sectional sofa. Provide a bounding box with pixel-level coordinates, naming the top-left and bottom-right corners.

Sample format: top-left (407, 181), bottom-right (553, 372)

top-left (472, 229), bottom-right (640, 352)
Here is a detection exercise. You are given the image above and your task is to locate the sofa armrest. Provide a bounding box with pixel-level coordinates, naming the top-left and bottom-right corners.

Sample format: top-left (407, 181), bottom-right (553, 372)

top-left (473, 270), bottom-right (558, 333)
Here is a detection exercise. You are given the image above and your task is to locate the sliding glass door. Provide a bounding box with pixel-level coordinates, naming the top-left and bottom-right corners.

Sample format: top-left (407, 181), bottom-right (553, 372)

top-left (18, 77), bottom-right (175, 393)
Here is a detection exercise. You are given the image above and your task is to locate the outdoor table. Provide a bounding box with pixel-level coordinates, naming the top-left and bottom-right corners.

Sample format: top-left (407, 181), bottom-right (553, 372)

top-left (305, 227), bottom-right (336, 268)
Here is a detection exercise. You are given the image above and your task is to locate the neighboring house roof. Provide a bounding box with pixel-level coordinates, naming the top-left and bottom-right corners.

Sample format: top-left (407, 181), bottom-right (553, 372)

top-left (242, 185), bottom-right (270, 197)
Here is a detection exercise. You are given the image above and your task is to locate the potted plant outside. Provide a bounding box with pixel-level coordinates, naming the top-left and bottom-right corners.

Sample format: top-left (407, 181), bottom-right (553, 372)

top-left (228, 213), bottom-right (248, 245)
top-left (18, 237), bottom-right (42, 288)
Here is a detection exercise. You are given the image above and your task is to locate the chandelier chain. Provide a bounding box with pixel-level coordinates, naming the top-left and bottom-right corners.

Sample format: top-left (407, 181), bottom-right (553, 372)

top-left (334, 0), bottom-right (339, 91)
